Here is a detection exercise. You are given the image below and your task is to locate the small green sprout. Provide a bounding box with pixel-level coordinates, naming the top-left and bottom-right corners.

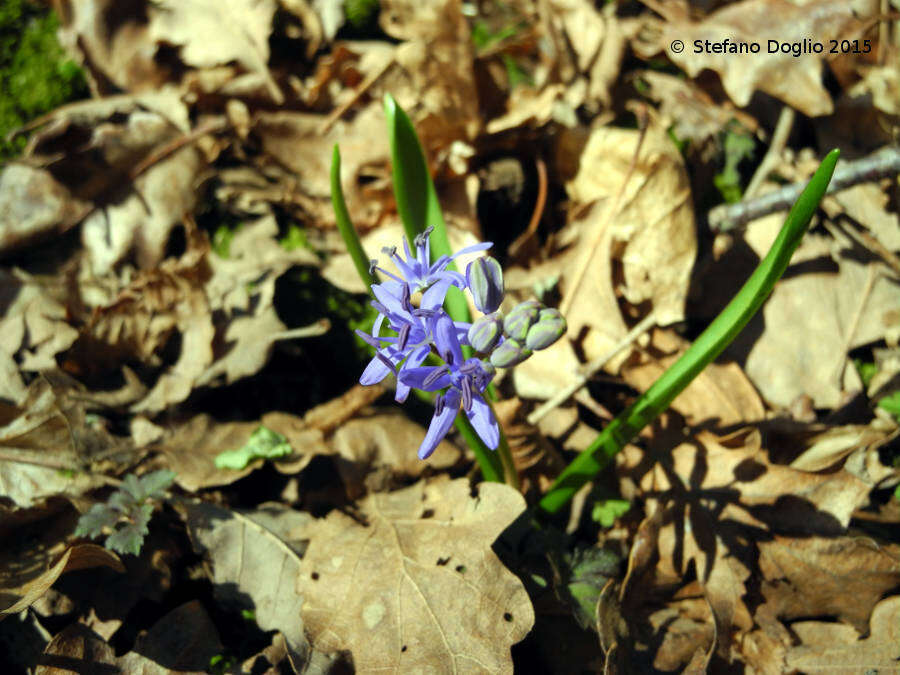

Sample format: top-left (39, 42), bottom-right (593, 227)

top-left (74, 469), bottom-right (175, 556)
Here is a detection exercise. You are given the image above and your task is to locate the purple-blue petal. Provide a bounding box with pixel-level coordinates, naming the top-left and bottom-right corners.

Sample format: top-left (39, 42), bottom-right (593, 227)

top-left (399, 366), bottom-right (451, 392)
top-left (434, 314), bottom-right (464, 367)
top-left (421, 278), bottom-right (452, 310)
top-left (466, 393), bottom-right (499, 449)
top-left (360, 349), bottom-right (394, 385)
top-left (419, 388), bottom-right (461, 459)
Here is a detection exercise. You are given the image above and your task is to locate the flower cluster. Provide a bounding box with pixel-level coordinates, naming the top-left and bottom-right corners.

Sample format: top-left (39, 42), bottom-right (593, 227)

top-left (358, 228), bottom-right (566, 459)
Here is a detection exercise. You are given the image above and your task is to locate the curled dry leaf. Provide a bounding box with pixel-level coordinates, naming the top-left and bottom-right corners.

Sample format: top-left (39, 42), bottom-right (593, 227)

top-left (298, 477), bottom-right (534, 673)
top-left (658, 0), bottom-right (876, 117)
top-left (1, 501), bottom-right (123, 616)
top-left (35, 602), bottom-right (222, 674)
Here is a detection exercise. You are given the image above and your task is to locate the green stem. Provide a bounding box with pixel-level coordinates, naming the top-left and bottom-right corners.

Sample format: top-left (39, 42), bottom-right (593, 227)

top-left (538, 149), bottom-right (841, 515)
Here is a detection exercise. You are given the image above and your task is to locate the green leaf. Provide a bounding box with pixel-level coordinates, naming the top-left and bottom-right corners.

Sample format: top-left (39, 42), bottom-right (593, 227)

top-left (74, 503), bottom-right (119, 538)
top-left (212, 224), bottom-right (238, 258)
top-left (877, 390), bottom-right (900, 421)
top-left (331, 145), bottom-right (377, 287)
top-left (214, 425), bottom-right (293, 470)
top-left (714, 125), bottom-right (755, 204)
top-left (591, 499), bottom-right (631, 528)
top-left (279, 224), bottom-right (310, 251)
top-left (118, 474), bottom-right (144, 502)
top-left (105, 504), bottom-right (152, 556)
top-left (137, 469), bottom-right (176, 499)
top-left (539, 149), bottom-right (841, 515)
top-left (565, 547), bottom-right (621, 628)
top-left (855, 359), bottom-right (878, 388)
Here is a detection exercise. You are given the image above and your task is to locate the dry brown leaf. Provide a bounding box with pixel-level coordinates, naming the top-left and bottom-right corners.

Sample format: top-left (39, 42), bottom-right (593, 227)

top-left (636, 71), bottom-right (757, 144)
top-left (182, 500), bottom-right (336, 672)
top-left (659, 0), bottom-right (875, 117)
top-left (622, 328), bottom-right (766, 427)
top-left (298, 477), bottom-right (534, 673)
top-left (35, 603), bottom-right (222, 674)
top-left (757, 537), bottom-right (900, 633)
top-left (563, 120), bottom-right (697, 359)
top-left (728, 212), bottom-right (900, 408)
top-left (0, 381), bottom-right (121, 508)
top-left (149, 0), bottom-right (282, 102)
top-left (329, 410), bottom-right (463, 475)
top-left (0, 271), bottom-right (79, 385)
top-left (620, 428), bottom-right (874, 655)
top-left (379, 0), bottom-right (481, 144)
top-left (82, 145), bottom-right (204, 274)
top-left (0, 165), bottom-right (89, 255)
top-left (785, 596), bottom-right (900, 671)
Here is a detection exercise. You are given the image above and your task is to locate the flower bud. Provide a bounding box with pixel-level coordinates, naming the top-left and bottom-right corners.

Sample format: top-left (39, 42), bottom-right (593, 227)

top-left (467, 313), bottom-right (503, 353)
top-left (489, 338), bottom-right (533, 368)
top-left (466, 257), bottom-right (504, 314)
top-left (503, 300), bottom-right (541, 342)
top-left (525, 308), bottom-right (567, 350)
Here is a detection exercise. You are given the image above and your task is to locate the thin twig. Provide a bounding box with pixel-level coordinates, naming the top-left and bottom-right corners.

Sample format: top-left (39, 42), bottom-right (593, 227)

top-left (709, 146), bottom-right (900, 232)
top-left (744, 106), bottom-right (794, 198)
top-left (527, 311), bottom-right (658, 426)
top-left (129, 117), bottom-right (228, 180)
top-left (319, 54), bottom-right (395, 134)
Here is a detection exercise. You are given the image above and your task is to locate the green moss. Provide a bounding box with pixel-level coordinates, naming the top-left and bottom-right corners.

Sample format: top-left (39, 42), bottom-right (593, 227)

top-left (0, 0), bottom-right (87, 160)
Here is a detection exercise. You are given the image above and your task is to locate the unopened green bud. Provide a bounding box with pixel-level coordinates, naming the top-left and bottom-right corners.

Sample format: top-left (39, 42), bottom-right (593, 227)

top-left (466, 257), bottom-right (504, 314)
top-left (467, 313), bottom-right (503, 352)
top-left (489, 338), bottom-right (533, 368)
top-left (503, 300), bottom-right (541, 341)
top-left (525, 308), bottom-right (566, 350)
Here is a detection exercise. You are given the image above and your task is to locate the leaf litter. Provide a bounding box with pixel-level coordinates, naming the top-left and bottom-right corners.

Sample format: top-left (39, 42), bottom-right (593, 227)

top-left (0, 0), bottom-right (898, 672)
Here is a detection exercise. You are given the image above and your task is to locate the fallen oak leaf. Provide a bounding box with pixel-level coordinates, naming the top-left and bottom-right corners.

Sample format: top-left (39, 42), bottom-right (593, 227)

top-left (298, 477), bottom-right (534, 673)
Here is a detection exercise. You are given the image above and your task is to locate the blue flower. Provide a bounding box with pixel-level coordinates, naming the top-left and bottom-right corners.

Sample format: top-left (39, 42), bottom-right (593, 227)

top-left (371, 226), bottom-right (492, 304)
top-left (399, 313), bottom-right (498, 459)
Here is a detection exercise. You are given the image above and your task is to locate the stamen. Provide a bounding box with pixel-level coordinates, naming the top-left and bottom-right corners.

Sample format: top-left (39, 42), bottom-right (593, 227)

top-left (371, 265), bottom-right (405, 285)
top-left (423, 365), bottom-right (449, 388)
top-left (398, 323), bottom-right (411, 351)
top-left (414, 226), bottom-right (434, 248)
top-left (434, 392), bottom-right (445, 416)
top-left (375, 351), bottom-right (397, 374)
top-left (381, 246), bottom-right (397, 257)
top-left (400, 283), bottom-right (412, 312)
top-left (368, 259), bottom-right (379, 275)
top-left (461, 377), bottom-right (473, 411)
top-left (355, 329), bottom-right (382, 348)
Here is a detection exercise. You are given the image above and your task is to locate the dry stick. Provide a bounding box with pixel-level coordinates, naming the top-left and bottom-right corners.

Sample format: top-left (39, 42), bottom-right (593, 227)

top-left (744, 106), bottom-right (795, 199)
top-left (129, 117), bottom-right (229, 180)
top-left (319, 54), bottom-right (396, 134)
top-left (559, 106), bottom-right (650, 317)
top-left (709, 146), bottom-right (900, 232)
top-left (527, 311), bottom-right (658, 426)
